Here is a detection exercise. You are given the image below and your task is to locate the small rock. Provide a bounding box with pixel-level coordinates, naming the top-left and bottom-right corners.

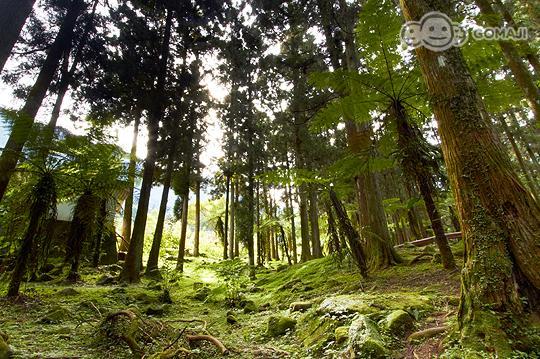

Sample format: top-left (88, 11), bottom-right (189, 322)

top-left (242, 300), bottom-right (257, 314)
top-left (346, 315), bottom-right (387, 358)
top-left (58, 288), bottom-right (80, 296)
top-left (96, 274), bottom-right (116, 286)
top-left (384, 309), bottom-right (414, 335)
top-left (266, 316), bottom-right (296, 337)
top-left (226, 311), bottom-right (237, 324)
top-left (290, 301), bottom-right (312, 312)
top-left (335, 326), bottom-right (349, 344)
top-left (259, 303), bottom-right (271, 312)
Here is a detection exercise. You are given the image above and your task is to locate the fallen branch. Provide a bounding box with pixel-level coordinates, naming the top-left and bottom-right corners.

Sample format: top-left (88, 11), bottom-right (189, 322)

top-left (395, 232), bottom-right (462, 248)
top-left (407, 326), bottom-right (448, 342)
top-left (186, 334), bottom-right (229, 355)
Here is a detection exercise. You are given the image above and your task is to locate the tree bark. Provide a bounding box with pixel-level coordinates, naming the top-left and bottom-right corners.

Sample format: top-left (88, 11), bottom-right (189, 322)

top-left (193, 180), bottom-right (201, 257)
top-left (228, 177), bottom-right (236, 259)
top-left (223, 172), bottom-right (230, 259)
top-left (0, 0), bottom-right (36, 73)
top-left (298, 185), bottom-right (312, 261)
top-left (145, 147), bottom-right (175, 274)
top-left (120, 111), bottom-right (141, 253)
top-left (0, 0), bottom-right (84, 202)
top-left (234, 180), bottom-right (240, 257)
top-left (121, 9), bottom-right (172, 283)
top-left (92, 199), bottom-right (107, 267)
top-left (400, 0), bottom-right (540, 352)
top-left (176, 191), bottom-right (190, 272)
top-left (309, 186), bottom-right (323, 258)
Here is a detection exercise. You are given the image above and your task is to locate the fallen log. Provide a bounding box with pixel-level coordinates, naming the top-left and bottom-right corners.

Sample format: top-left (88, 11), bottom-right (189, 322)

top-left (394, 232), bottom-right (462, 248)
top-left (186, 334), bottom-right (229, 355)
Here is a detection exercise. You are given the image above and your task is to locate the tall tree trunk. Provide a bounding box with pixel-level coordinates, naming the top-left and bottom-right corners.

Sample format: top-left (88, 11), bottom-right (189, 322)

top-left (309, 187), bottom-right (323, 258)
top-left (92, 199), bottom-right (107, 267)
top-left (7, 173), bottom-right (55, 297)
top-left (176, 191), bottom-right (190, 272)
top-left (0, 0), bottom-right (84, 202)
top-left (392, 101), bottom-right (456, 270)
top-left (256, 181), bottom-right (262, 266)
top-left (120, 112), bottom-right (141, 252)
top-left (228, 178), bottom-right (236, 259)
top-left (234, 181), bottom-right (240, 257)
top-left (475, 0), bottom-right (540, 125)
top-left (508, 111), bottom-right (540, 169)
top-left (298, 186), bottom-right (312, 261)
top-left (145, 148), bottom-right (174, 275)
top-left (0, 0), bottom-right (36, 73)
top-left (286, 182), bottom-right (298, 264)
top-left (121, 9), bottom-right (172, 283)
top-left (329, 188), bottom-right (368, 278)
top-left (193, 180), bottom-right (201, 257)
top-left (223, 172), bottom-right (230, 259)
top-left (400, 0), bottom-right (540, 353)
top-left (499, 115), bottom-right (540, 199)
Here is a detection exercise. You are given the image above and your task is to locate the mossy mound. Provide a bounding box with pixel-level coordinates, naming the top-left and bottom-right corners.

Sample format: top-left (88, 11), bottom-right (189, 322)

top-left (266, 315), bottom-right (297, 337)
top-left (384, 309), bottom-right (414, 335)
top-left (346, 315), bottom-right (387, 358)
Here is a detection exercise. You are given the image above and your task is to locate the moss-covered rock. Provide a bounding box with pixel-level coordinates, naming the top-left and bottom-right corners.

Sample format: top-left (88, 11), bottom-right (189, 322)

top-left (335, 326), bottom-right (349, 344)
top-left (193, 286), bottom-right (210, 301)
top-left (290, 301), bottom-right (312, 312)
top-left (241, 300), bottom-right (257, 314)
top-left (0, 334), bottom-right (10, 359)
top-left (384, 309), bottom-right (414, 335)
top-left (346, 315), bottom-right (387, 358)
top-left (266, 316), bottom-right (297, 337)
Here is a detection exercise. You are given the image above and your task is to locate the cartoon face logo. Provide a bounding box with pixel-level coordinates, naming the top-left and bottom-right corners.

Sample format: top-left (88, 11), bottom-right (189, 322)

top-left (401, 12), bottom-right (468, 52)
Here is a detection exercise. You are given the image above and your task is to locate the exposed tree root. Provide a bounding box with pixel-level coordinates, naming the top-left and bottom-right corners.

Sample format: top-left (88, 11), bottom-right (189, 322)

top-left (186, 334), bottom-right (229, 355)
top-left (408, 326), bottom-right (448, 342)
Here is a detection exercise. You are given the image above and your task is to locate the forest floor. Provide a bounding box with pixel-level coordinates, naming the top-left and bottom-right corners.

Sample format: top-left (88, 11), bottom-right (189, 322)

top-left (0, 243), bottom-right (466, 358)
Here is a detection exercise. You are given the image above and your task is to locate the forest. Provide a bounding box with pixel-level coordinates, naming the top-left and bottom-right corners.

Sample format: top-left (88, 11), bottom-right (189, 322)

top-left (0, 0), bottom-right (539, 357)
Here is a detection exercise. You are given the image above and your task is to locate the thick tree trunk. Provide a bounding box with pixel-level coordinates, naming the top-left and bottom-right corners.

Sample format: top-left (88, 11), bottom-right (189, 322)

top-left (0, 0), bottom-right (36, 73)
top-left (400, 0), bottom-right (540, 352)
top-left (145, 149), bottom-right (174, 274)
top-left (309, 187), bottom-right (323, 258)
top-left (475, 0), bottom-right (540, 125)
top-left (298, 186), bottom-right (312, 261)
top-left (0, 0), bottom-right (84, 202)
top-left (121, 9), bottom-right (172, 283)
top-left (193, 180), bottom-right (201, 257)
top-left (120, 112), bottom-right (141, 253)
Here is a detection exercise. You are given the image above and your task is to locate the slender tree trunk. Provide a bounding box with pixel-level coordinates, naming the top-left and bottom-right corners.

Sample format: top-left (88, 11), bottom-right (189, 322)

top-left (234, 181), bottom-right (240, 257)
top-left (0, 0), bottom-right (36, 73)
top-left (475, 0), bottom-right (540, 125)
top-left (228, 178), bottom-right (236, 259)
top-left (325, 201), bottom-right (341, 255)
top-left (145, 148), bottom-right (174, 274)
top-left (499, 115), bottom-right (540, 199)
top-left (256, 181), bottom-right (262, 266)
top-left (309, 187), bottom-right (323, 258)
top-left (92, 199), bottom-right (107, 267)
top-left (223, 173), bottom-right (230, 259)
top-left (7, 174), bottom-right (55, 297)
top-left (298, 186), bottom-right (312, 261)
top-left (176, 191), bottom-right (190, 272)
top-left (329, 188), bottom-right (368, 278)
top-left (286, 182), bottom-right (298, 264)
top-left (448, 205), bottom-right (461, 232)
top-left (400, 0), bottom-right (540, 352)
top-left (508, 111), bottom-right (540, 169)
top-left (193, 180), bottom-right (201, 257)
top-left (0, 0), bottom-right (84, 203)
top-left (121, 9), bottom-right (172, 283)
top-left (393, 101), bottom-right (456, 270)
top-left (120, 112), bottom-right (141, 253)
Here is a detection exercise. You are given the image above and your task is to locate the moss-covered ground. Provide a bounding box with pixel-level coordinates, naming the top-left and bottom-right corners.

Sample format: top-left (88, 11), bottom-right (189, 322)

top-left (1, 241), bottom-right (535, 358)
